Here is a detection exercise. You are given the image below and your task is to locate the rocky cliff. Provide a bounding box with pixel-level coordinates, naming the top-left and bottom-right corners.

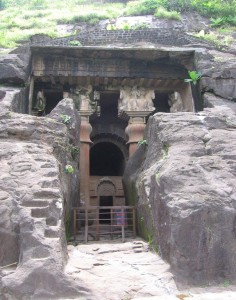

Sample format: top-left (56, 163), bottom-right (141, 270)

top-left (124, 96), bottom-right (236, 285)
top-left (0, 91), bottom-right (89, 298)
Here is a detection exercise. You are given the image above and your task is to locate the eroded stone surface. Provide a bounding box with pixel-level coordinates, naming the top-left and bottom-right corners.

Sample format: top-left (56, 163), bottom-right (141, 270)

top-left (66, 239), bottom-right (178, 300)
top-left (124, 105), bottom-right (236, 285)
top-left (66, 239), bottom-right (236, 300)
top-left (0, 93), bottom-right (88, 299)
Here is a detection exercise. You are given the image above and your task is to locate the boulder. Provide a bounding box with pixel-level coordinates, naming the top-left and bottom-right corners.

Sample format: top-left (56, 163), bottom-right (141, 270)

top-left (0, 51), bottom-right (30, 84)
top-left (124, 106), bottom-right (236, 285)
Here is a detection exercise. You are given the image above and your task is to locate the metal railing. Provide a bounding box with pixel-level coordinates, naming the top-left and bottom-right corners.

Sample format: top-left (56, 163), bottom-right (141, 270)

top-left (73, 206), bottom-right (136, 243)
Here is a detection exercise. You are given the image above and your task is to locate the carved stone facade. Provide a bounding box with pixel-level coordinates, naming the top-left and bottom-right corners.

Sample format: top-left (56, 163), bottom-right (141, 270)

top-left (30, 46), bottom-right (198, 208)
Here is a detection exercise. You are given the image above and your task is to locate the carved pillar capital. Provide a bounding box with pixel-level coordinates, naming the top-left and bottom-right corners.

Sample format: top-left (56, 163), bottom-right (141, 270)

top-left (118, 85), bottom-right (155, 119)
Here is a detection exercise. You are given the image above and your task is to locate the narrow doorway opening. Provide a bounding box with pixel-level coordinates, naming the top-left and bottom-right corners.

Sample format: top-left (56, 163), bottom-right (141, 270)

top-left (99, 196), bottom-right (113, 224)
top-left (153, 92), bottom-right (171, 113)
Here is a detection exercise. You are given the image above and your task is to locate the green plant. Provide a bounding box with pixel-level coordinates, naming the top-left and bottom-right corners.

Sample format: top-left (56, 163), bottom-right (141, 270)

top-left (64, 164), bottom-right (74, 174)
top-left (106, 22), bottom-right (132, 31)
top-left (124, 0), bottom-right (162, 16)
top-left (223, 279), bottom-right (230, 287)
top-left (164, 0), bottom-right (192, 12)
top-left (60, 114), bottom-right (71, 124)
top-left (154, 6), bottom-right (181, 20)
top-left (210, 17), bottom-right (227, 27)
top-left (138, 139), bottom-right (148, 146)
top-left (69, 40), bottom-right (82, 46)
top-left (184, 70), bottom-right (201, 85)
top-left (71, 146), bottom-right (80, 160)
top-left (133, 22), bottom-right (150, 29)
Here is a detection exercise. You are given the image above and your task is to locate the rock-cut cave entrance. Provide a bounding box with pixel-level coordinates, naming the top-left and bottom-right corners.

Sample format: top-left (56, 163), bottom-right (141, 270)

top-left (90, 142), bottom-right (125, 176)
top-left (90, 142), bottom-right (126, 224)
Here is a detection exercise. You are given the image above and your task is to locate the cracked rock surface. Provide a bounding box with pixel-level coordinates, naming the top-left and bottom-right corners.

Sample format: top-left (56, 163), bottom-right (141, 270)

top-left (66, 239), bottom-right (236, 300)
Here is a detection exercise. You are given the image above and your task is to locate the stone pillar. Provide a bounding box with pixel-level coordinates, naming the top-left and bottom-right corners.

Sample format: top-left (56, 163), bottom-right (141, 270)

top-left (125, 115), bottom-right (146, 157)
top-left (78, 85), bottom-right (100, 207)
top-left (79, 113), bottom-right (92, 207)
top-left (118, 86), bottom-right (155, 157)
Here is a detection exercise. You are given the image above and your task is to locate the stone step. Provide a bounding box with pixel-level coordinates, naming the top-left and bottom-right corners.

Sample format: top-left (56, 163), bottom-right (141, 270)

top-left (21, 200), bottom-right (49, 207)
top-left (46, 216), bottom-right (58, 226)
top-left (44, 228), bottom-right (60, 238)
top-left (41, 179), bottom-right (59, 189)
top-left (31, 207), bottom-right (49, 218)
top-left (33, 189), bottom-right (60, 199)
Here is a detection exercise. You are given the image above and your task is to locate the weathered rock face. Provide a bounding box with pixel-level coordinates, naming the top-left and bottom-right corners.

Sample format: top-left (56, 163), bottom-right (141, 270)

top-left (0, 48), bottom-right (30, 84)
top-left (124, 99), bottom-right (236, 285)
top-left (196, 49), bottom-right (236, 101)
top-left (0, 91), bottom-right (89, 299)
top-left (0, 87), bottom-right (28, 114)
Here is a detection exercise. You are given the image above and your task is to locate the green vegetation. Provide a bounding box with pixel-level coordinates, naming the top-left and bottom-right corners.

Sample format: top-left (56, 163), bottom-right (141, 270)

top-left (60, 114), bottom-right (71, 124)
top-left (69, 40), bottom-right (82, 46)
top-left (138, 139), bottom-right (148, 146)
top-left (0, 0), bottom-right (235, 48)
top-left (64, 164), bottom-right (74, 174)
top-left (154, 6), bottom-right (181, 20)
top-left (184, 70), bottom-right (201, 85)
top-left (70, 146), bottom-right (80, 160)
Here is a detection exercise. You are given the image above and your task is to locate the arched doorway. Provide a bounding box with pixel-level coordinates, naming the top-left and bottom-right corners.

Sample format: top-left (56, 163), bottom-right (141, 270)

top-left (89, 141), bottom-right (126, 209)
top-left (90, 142), bottom-right (125, 176)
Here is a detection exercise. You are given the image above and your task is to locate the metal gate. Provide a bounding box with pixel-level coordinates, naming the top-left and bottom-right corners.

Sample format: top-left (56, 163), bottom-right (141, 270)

top-left (73, 206), bottom-right (136, 242)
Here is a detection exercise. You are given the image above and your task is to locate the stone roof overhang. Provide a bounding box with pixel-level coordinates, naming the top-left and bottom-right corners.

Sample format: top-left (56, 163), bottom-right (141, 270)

top-left (30, 45), bottom-right (195, 63)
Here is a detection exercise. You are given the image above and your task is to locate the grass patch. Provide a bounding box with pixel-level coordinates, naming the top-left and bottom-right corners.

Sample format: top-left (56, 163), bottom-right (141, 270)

top-left (0, 1), bottom-right (125, 48)
top-left (124, 0), bottom-right (161, 16)
top-left (0, 0), bottom-right (236, 48)
top-left (154, 6), bottom-right (181, 20)
top-left (194, 30), bottom-right (235, 48)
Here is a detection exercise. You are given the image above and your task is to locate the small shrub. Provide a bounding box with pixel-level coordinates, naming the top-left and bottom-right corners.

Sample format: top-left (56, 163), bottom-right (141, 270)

top-left (124, 0), bottom-right (162, 16)
top-left (138, 139), bottom-right (148, 146)
top-left (163, 0), bottom-right (192, 12)
top-left (71, 146), bottom-right (80, 160)
top-left (184, 70), bottom-right (201, 85)
top-left (60, 114), bottom-right (71, 124)
top-left (65, 164), bottom-right (74, 174)
top-left (194, 31), bottom-right (235, 48)
top-left (133, 22), bottom-right (150, 29)
top-left (154, 6), bottom-right (181, 20)
top-left (210, 17), bottom-right (227, 27)
top-left (69, 40), bottom-right (82, 46)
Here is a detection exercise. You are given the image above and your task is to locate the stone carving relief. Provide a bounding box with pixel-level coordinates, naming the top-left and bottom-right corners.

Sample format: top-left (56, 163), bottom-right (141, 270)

top-left (67, 85), bottom-right (100, 115)
top-left (118, 86), bottom-right (155, 113)
top-left (34, 90), bottom-right (46, 113)
top-left (97, 177), bottom-right (116, 197)
top-left (168, 92), bottom-right (184, 113)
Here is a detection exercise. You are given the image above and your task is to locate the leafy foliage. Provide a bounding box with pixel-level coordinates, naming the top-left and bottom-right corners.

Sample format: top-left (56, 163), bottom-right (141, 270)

top-left (69, 40), bottom-right (82, 46)
top-left (138, 139), bottom-right (148, 146)
top-left (184, 71), bottom-right (201, 85)
top-left (124, 0), bottom-right (162, 15)
top-left (154, 6), bottom-right (181, 20)
top-left (64, 164), bottom-right (74, 174)
top-left (60, 114), bottom-right (71, 124)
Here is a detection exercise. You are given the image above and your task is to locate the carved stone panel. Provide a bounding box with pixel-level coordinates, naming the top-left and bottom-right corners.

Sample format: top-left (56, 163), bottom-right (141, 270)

top-left (118, 86), bottom-right (155, 114)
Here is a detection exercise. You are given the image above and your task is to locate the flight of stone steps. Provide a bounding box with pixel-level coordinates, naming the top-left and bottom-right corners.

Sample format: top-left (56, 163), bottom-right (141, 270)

top-left (16, 147), bottom-right (65, 260)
